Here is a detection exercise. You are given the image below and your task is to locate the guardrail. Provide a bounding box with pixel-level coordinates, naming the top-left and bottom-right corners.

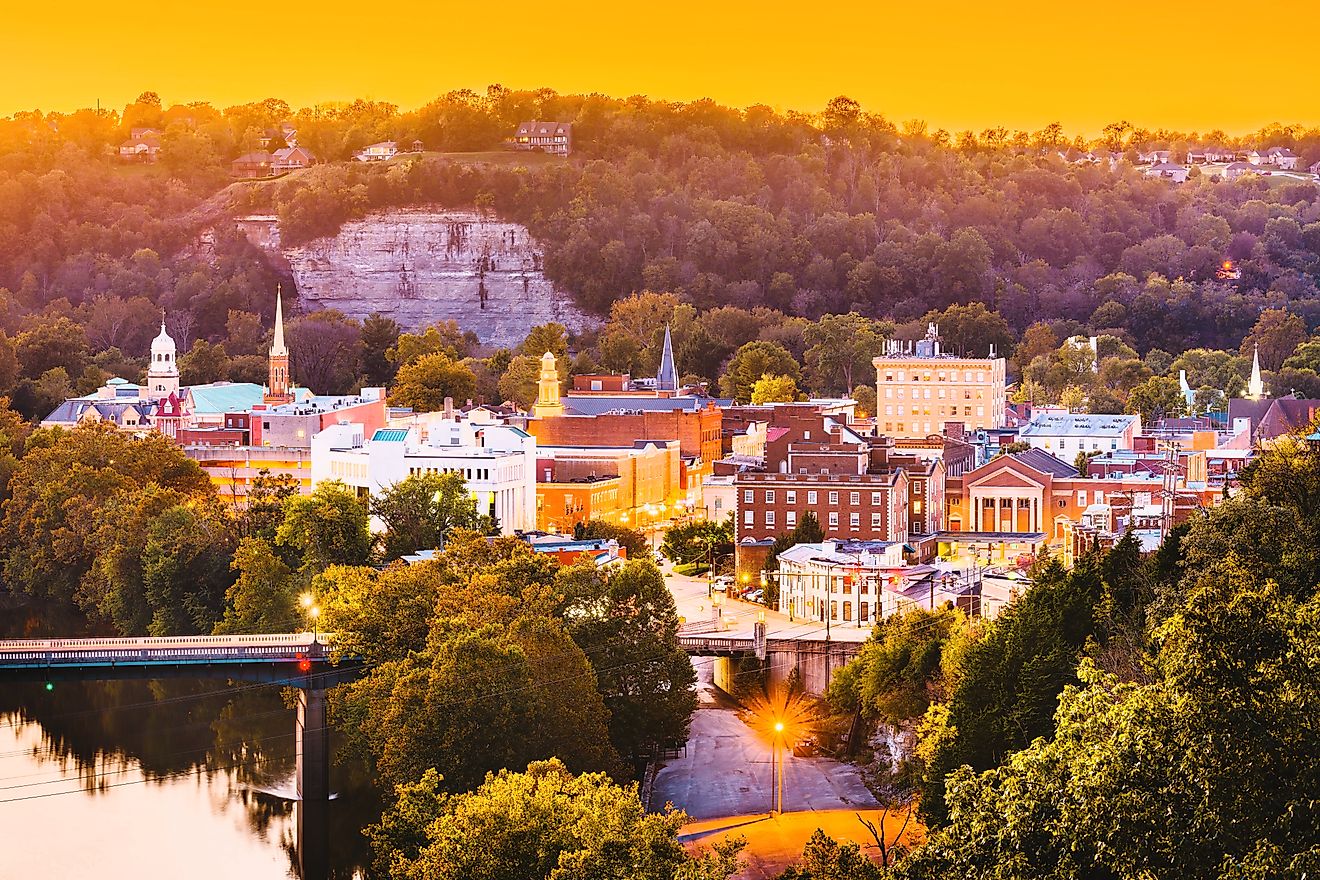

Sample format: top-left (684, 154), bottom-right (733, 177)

top-left (0, 633), bottom-right (334, 666)
top-left (0, 633), bottom-right (326, 651)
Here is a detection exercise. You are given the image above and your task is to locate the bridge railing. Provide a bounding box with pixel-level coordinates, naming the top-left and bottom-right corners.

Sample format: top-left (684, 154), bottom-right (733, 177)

top-left (0, 633), bottom-right (324, 652)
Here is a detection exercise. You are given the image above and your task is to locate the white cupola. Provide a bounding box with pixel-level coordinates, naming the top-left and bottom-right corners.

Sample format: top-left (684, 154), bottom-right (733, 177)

top-left (147, 314), bottom-right (179, 400)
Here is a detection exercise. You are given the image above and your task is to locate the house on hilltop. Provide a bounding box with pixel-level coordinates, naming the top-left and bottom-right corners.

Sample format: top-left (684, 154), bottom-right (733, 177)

top-left (511, 121), bottom-right (573, 157)
top-left (271, 146), bottom-right (316, 174)
top-left (354, 141), bottom-right (397, 162)
top-left (231, 151), bottom-right (273, 178)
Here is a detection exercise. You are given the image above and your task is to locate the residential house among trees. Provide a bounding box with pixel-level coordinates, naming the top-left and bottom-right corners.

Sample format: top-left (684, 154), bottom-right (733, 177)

top-left (511, 121), bottom-right (573, 157)
top-left (118, 128), bottom-right (160, 162)
top-left (354, 141), bottom-right (397, 162)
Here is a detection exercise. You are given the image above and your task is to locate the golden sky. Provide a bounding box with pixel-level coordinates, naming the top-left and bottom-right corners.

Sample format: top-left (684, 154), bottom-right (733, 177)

top-left (4, 2), bottom-right (1317, 135)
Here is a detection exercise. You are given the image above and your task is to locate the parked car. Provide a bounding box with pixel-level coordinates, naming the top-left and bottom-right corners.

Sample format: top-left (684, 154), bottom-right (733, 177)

top-left (791, 739), bottom-right (816, 757)
top-left (747, 589), bottom-right (764, 603)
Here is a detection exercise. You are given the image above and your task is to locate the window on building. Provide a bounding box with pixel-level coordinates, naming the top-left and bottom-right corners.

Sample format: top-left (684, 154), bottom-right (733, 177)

top-left (850, 512), bottom-right (860, 529)
top-left (829, 512), bottom-right (839, 527)
top-left (786, 490), bottom-right (797, 504)
top-left (765, 490), bottom-right (775, 503)
top-left (850, 491), bottom-right (860, 504)
top-left (744, 489), bottom-right (753, 503)
top-left (744, 510), bottom-right (754, 524)
top-left (1077, 490), bottom-right (1087, 505)
top-left (871, 512), bottom-right (882, 528)
top-left (830, 601), bottom-right (838, 620)
top-left (871, 491), bottom-right (882, 504)
top-left (766, 511), bottom-right (775, 526)
top-left (807, 491), bottom-right (818, 505)
top-left (859, 601), bottom-right (869, 622)
top-left (843, 602), bottom-right (852, 622)
top-left (786, 511), bottom-right (797, 527)
top-left (829, 491), bottom-right (839, 504)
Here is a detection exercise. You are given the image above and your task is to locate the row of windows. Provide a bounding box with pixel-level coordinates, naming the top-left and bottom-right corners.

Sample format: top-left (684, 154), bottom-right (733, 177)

top-left (743, 489), bottom-right (886, 505)
top-left (884, 405), bottom-right (985, 417)
top-left (805, 598), bottom-right (870, 623)
top-left (409, 465), bottom-right (491, 480)
top-left (881, 370), bottom-right (988, 383)
top-left (883, 387), bottom-right (984, 400)
top-left (743, 510), bottom-right (883, 529)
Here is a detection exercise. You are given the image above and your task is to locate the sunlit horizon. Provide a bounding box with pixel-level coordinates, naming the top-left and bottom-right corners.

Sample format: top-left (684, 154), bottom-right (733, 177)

top-left (5, 2), bottom-right (1319, 137)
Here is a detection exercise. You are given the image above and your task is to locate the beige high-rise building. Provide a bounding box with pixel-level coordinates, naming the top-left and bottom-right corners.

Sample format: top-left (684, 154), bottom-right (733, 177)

top-left (873, 324), bottom-right (1007, 439)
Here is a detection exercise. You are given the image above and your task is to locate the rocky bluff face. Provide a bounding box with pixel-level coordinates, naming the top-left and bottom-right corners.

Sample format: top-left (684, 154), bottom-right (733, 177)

top-left (281, 209), bottom-right (595, 347)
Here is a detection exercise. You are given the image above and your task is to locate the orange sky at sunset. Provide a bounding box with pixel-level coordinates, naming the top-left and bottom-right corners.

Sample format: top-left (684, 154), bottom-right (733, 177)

top-left (4, 2), bottom-right (1317, 135)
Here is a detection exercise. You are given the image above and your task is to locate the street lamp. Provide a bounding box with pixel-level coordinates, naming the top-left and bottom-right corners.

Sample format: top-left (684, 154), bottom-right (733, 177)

top-left (772, 720), bottom-right (786, 814)
top-left (301, 593), bottom-right (321, 645)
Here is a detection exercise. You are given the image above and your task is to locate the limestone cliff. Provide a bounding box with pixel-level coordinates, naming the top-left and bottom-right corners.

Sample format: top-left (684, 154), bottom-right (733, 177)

top-left (275, 208), bottom-right (595, 348)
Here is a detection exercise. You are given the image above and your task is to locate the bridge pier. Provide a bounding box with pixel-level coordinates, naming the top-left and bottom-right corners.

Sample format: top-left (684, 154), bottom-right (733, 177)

top-left (296, 684), bottom-right (330, 803)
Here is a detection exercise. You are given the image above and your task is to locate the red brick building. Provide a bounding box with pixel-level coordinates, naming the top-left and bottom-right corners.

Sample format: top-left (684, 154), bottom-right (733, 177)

top-left (733, 470), bottom-right (910, 544)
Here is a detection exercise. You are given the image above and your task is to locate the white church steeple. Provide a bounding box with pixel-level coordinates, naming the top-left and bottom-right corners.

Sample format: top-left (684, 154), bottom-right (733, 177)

top-left (1247, 344), bottom-right (1265, 401)
top-left (147, 311), bottom-right (179, 400)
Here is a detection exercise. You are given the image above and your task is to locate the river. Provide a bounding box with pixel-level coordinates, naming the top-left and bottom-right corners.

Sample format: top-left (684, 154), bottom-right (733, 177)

top-left (0, 678), bottom-right (379, 879)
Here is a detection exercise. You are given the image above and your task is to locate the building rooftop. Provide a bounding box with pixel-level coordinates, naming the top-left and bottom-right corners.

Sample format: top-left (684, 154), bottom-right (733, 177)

top-left (1019, 412), bottom-right (1139, 438)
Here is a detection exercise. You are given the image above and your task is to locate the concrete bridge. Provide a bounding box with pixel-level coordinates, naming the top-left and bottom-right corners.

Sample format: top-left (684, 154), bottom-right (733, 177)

top-left (678, 632), bottom-right (862, 695)
top-left (0, 633), bottom-right (359, 803)
top-left (0, 633), bottom-right (360, 879)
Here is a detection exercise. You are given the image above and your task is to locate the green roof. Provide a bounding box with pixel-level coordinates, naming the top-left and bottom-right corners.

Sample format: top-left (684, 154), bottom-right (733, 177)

top-left (185, 383), bottom-right (265, 414)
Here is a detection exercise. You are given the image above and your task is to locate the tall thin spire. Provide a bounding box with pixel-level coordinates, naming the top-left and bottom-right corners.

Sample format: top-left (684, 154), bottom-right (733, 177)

top-left (1248, 343), bottom-right (1265, 401)
top-left (271, 284), bottom-right (288, 357)
top-left (656, 324), bottom-right (678, 392)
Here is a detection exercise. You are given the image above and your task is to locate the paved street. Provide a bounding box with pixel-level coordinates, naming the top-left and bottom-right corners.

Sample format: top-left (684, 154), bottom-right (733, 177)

top-left (651, 660), bottom-right (879, 820)
top-left (663, 563), bottom-right (875, 644)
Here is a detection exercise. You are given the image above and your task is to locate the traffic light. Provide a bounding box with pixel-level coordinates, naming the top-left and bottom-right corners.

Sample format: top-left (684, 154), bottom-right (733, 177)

top-left (44, 682), bottom-right (54, 691)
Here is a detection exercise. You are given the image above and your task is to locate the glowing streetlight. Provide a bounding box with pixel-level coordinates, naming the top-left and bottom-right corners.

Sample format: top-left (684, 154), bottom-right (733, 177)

top-left (301, 593), bottom-right (320, 644)
top-left (773, 720), bottom-right (786, 814)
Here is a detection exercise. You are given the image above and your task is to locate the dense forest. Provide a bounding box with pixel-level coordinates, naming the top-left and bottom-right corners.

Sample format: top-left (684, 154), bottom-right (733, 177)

top-left (1, 88), bottom-right (1320, 420)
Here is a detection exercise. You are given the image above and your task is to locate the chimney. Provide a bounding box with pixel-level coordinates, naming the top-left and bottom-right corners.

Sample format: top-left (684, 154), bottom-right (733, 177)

top-left (444, 397), bottom-right (454, 418)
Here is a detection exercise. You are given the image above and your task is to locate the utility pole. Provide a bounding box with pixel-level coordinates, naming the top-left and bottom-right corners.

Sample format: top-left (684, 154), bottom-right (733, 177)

top-left (1158, 440), bottom-right (1181, 538)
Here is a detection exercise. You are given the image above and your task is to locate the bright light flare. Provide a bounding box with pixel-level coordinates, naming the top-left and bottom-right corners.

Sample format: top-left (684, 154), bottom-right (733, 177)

top-left (742, 684), bottom-right (818, 750)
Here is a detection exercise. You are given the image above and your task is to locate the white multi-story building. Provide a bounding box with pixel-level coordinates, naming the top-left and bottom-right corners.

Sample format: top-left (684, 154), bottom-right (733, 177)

top-left (1017, 412), bottom-right (1141, 457)
top-left (311, 419), bottom-right (536, 535)
top-left (776, 540), bottom-right (975, 625)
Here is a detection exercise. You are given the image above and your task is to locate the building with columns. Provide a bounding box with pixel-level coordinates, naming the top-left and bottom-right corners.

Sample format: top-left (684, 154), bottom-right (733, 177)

top-left (941, 447), bottom-right (1216, 564)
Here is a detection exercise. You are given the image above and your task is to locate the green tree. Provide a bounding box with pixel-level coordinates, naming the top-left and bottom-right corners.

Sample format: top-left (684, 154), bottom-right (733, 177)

top-left (918, 554), bottom-right (1104, 824)
top-left (178, 339), bottom-right (230, 385)
top-left (1, 426), bottom-right (212, 610)
top-left (1125, 375), bottom-right (1186, 423)
top-left (388, 320), bottom-right (476, 366)
top-left (803, 313), bottom-right (888, 395)
top-left (369, 759), bottom-right (742, 880)
top-left (371, 471), bottom-right (496, 562)
top-left (573, 519), bottom-right (651, 559)
top-left (565, 559), bottom-right (697, 760)
top-left (751, 373), bottom-right (800, 404)
top-left (720, 341), bottom-right (801, 402)
top-left (214, 537), bottom-right (298, 634)
top-left (390, 353), bottom-right (478, 411)
top-left (829, 606), bottom-right (971, 725)
top-left (925, 303), bottom-right (1013, 358)
top-left (497, 354), bottom-right (544, 408)
top-left (277, 480), bottom-right (371, 573)
top-left (1240, 308), bottom-right (1306, 371)
top-left (902, 570), bottom-right (1320, 880)
top-left (660, 518), bottom-right (734, 567)
top-left (360, 313), bottom-right (402, 386)
top-left (778, 829), bottom-right (885, 880)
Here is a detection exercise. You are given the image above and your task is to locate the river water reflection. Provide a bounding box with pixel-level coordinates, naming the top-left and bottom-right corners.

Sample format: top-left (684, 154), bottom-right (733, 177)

top-left (0, 679), bottom-right (377, 879)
